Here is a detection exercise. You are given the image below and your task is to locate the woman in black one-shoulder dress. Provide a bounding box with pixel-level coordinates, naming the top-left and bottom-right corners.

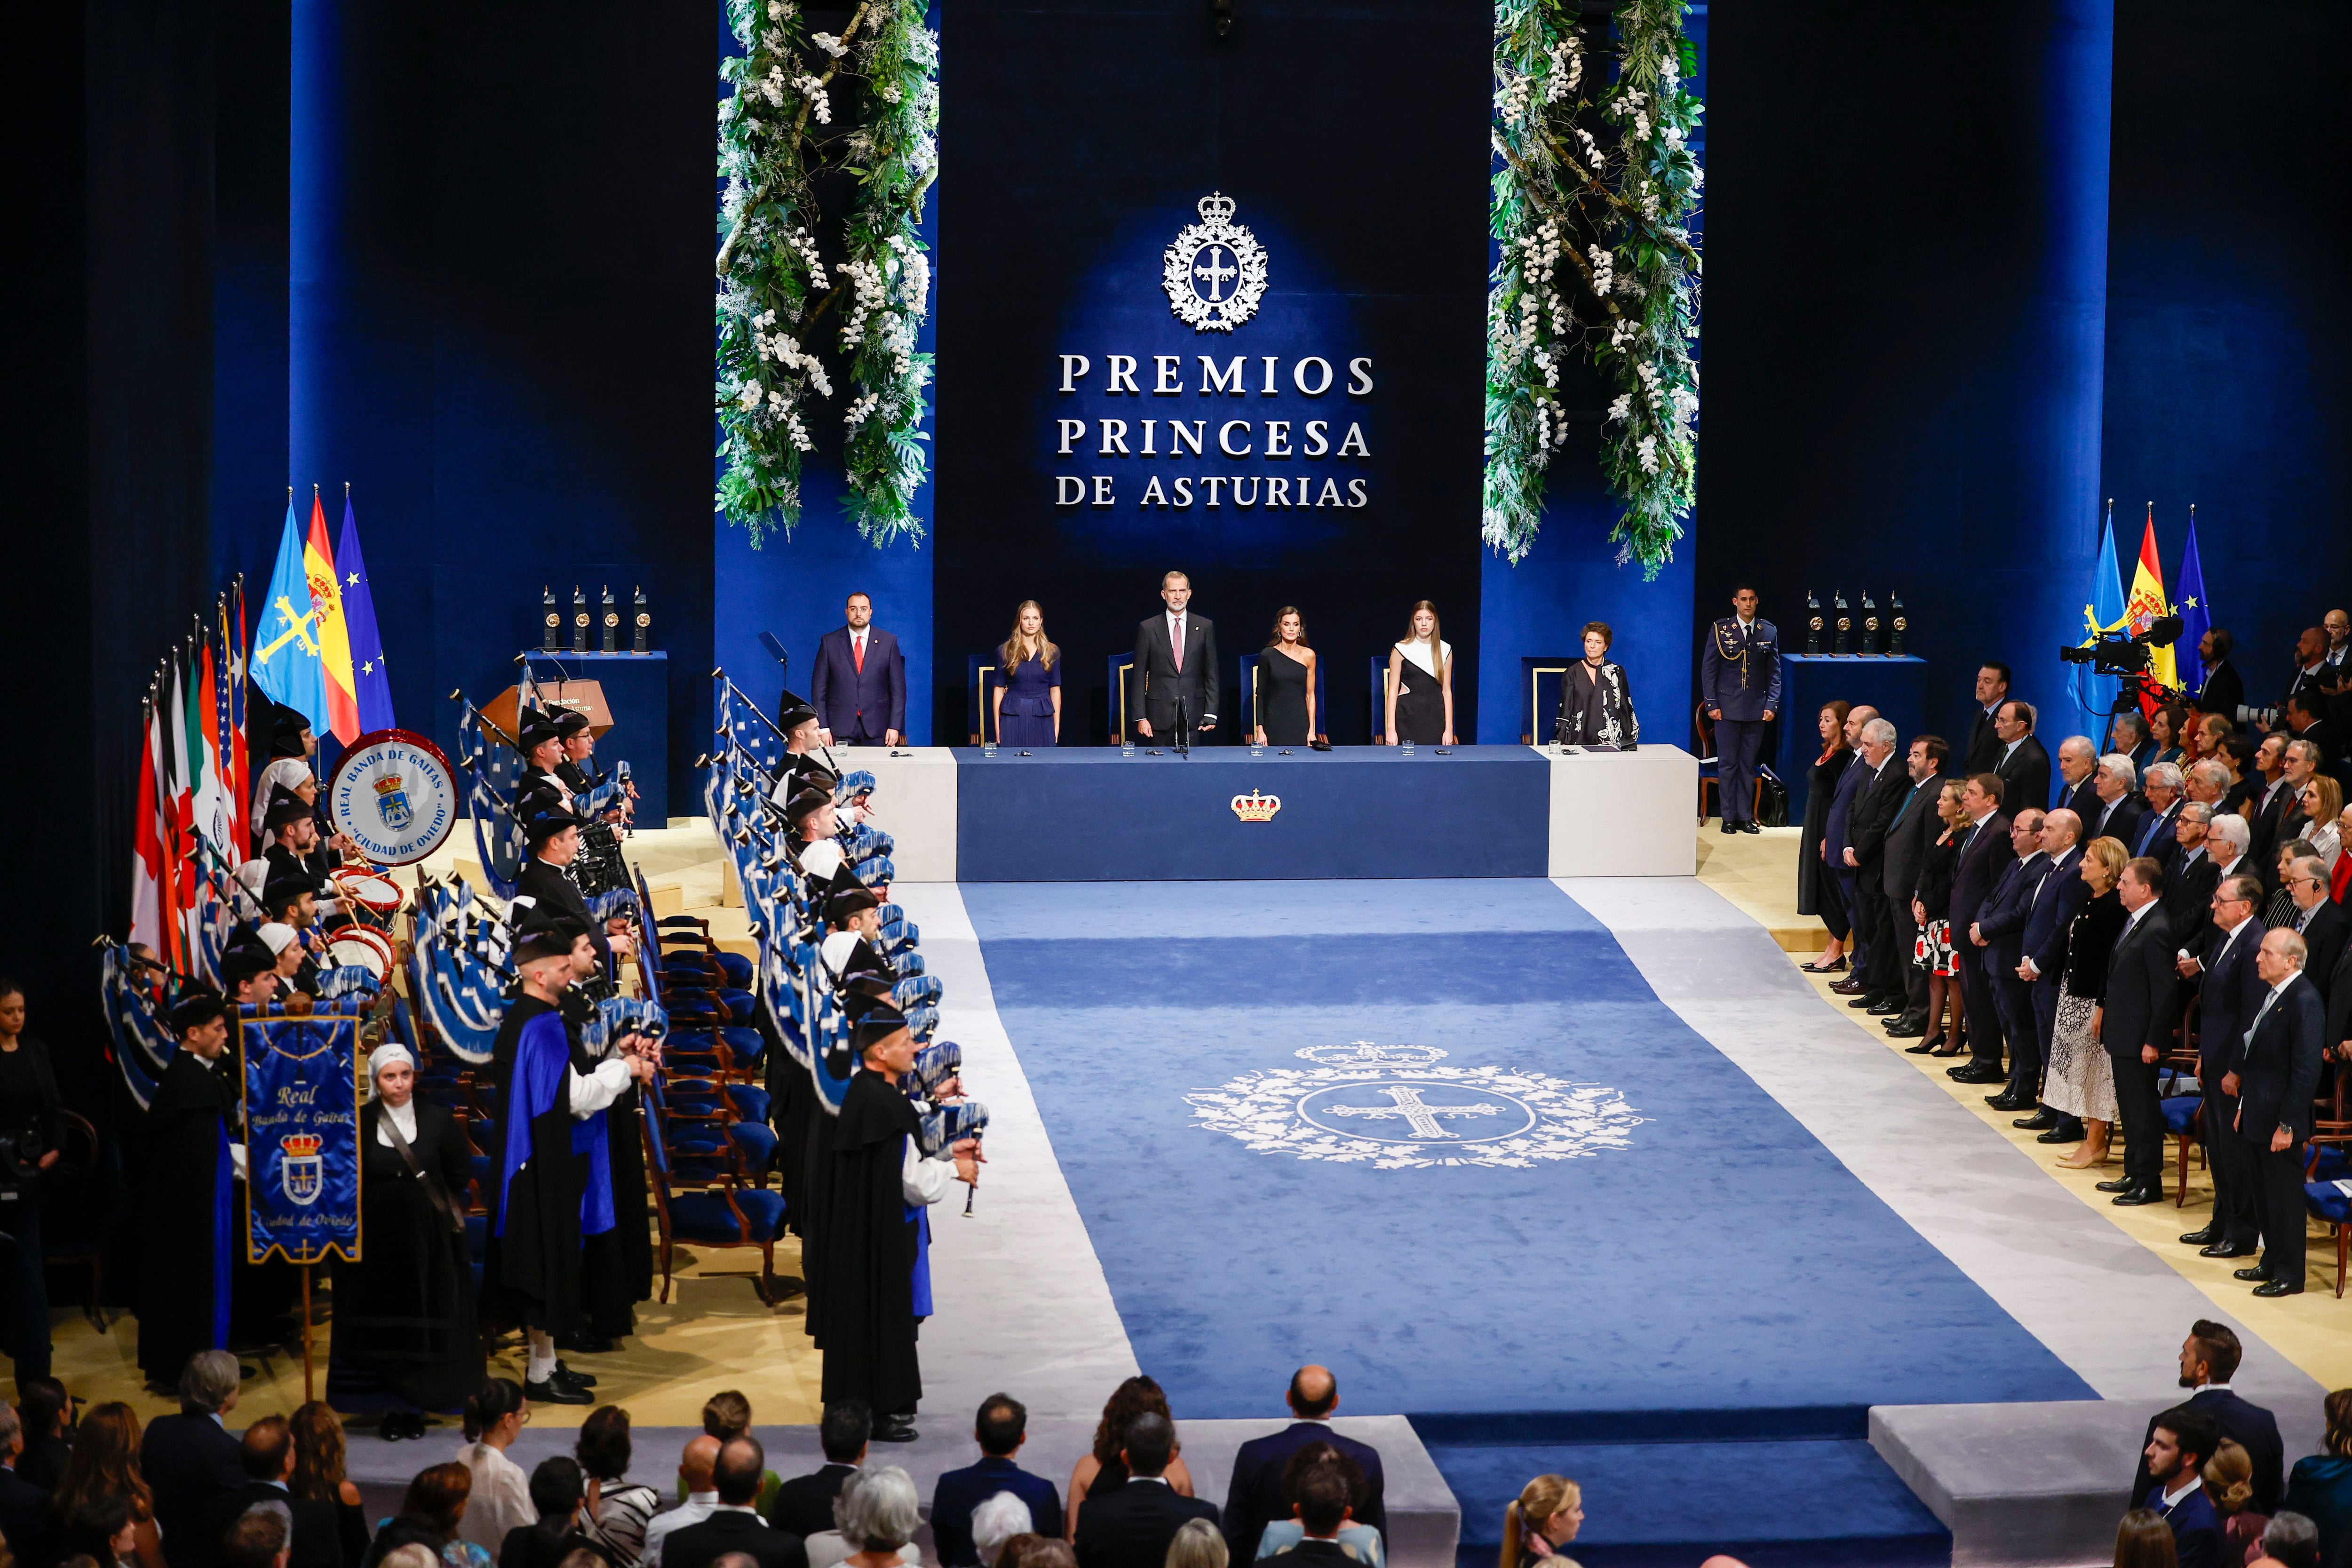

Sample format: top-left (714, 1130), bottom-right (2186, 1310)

top-left (1255, 607), bottom-right (1318, 746)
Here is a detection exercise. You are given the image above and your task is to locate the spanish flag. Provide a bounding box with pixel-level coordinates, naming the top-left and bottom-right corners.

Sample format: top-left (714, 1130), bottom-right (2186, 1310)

top-left (2124, 503), bottom-right (2177, 703)
top-left (302, 489), bottom-right (360, 744)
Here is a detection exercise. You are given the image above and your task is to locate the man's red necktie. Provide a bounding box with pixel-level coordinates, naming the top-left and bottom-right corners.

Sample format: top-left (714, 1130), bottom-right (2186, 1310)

top-left (853, 635), bottom-right (865, 675)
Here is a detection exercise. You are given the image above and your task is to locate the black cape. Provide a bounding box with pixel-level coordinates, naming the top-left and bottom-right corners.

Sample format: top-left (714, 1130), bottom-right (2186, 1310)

top-left (811, 1068), bottom-right (923, 1413)
top-left (482, 1009), bottom-right (588, 1334)
top-left (517, 856), bottom-right (608, 964)
top-left (328, 1099), bottom-right (485, 1410)
top-left (135, 1051), bottom-right (239, 1382)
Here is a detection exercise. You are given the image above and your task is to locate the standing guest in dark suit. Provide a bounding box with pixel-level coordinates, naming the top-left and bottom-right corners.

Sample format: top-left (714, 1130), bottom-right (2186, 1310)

top-left (2161, 804), bottom-right (2220, 934)
top-left (2133, 764), bottom-right (2188, 874)
top-left (2055, 737), bottom-right (2101, 821)
top-left (1944, 775), bottom-right (2018, 1085)
top-left (811, 593), bottom-right (906, 749)
top-left (2199, 629), bottom-right (2246, 724)
top-left (2089, 755), bottom-right (2150, 848)
top-left (765, 1403), bottom-right (866, 1540)
top-left (2097, 858), bottom-right (2179, 1205)
top-left (2230, 930), bottom-right (2328, 1295)
top-left (0, 1403), bottom-right (55, 1568)
top-left (1798, 701), bottom-right (1858, 972)
top-left (661, 1440), bottom-right (806, 1568)
top-left (2137, 1406), bottom-right (2226, 1568)
top-left (2177, 876), bottom-right (2267, 1260)
top-left (2282, 858), bottom-right (2346, 1007)
top-left (1992, 701), bottom-right (2053, 821)
top-left (2130, 1324), bottom-right (2284, 1516)
top-left (1823, 707), bottom-right (1882, 988)
top-left (0, 981), bottom-right (64, 1388)
top-left (1073, 1416), bottom-right (1218, 1568)
top-left (2247, 734), bottom-right (2295, 871)
top-left (143, 1351), bottom-right (249, 1568)
top-left (1975, 811), bottom-right (2051, 1099)
top-left (1131, 572), bottom-right (1219, 746)
top-left (2015, 811), bottom-right (2090, 1136)
top-left (1879, 738), bottom-right (1952, 1038)
top-left (1699, 586), bottom-right (1781, 836)
top-left (932, 1396), bottom-right (1062, 1568)
top-left (1840, 721), bottom-right (1911, 1015)
top-left (1966, 663), bottom-right (2013, 775)
top-left (1220, 1367), bottom-right (1385, 1564)
top-left (193, 1416), bottom-right (349, 1568)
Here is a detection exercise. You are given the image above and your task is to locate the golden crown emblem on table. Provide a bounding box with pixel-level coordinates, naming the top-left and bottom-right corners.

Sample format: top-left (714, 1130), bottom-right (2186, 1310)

top-left (1230, 789), bottom-right (1281, 823)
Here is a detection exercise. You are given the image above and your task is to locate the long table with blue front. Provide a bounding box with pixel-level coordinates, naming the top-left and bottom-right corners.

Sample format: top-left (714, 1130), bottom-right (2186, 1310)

top-left (788, 744), bottom-right (1698, 882)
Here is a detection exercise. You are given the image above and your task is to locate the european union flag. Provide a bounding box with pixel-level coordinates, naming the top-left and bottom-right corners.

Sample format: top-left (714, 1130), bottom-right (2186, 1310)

top-left (2175, 507), bottom-right (2211, 701)
top-left (251, 499), bottom-right (330, 737)
top-left (336, 493), bottom-right (396, 733)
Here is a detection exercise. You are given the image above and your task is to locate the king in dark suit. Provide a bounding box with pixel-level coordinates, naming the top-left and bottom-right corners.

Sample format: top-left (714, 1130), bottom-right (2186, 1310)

top-left (1699, 586), bottom-right (1780, 834)
top-left (2097, 858), bottom-right (2179, 1204)
top-left (1219, 1369), bottom-right (1386, 1562)
top-left (1130, 572), bottom-right (1219, 745)
top-left (811, 592), bottom-right (907, 747)
top-left (2230, 931), bottom-right (2327, 1295)
top-left (1074, 1414), bottom-right (1218, 1568)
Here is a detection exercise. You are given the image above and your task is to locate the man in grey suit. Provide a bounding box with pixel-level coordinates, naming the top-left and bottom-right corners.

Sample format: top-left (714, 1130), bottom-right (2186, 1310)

top-left (2096, 857), bottom-right (2179, 1206)
top-left (2229, 930), bottom-right (2328, 1296)
top-left (1880, 736), bottom-right (1951, 1037)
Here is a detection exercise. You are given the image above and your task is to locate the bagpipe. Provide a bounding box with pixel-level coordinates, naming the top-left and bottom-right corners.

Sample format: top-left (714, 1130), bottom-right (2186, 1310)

top-left (701, 670), bottom-right (986, 1156)
top-left (452, 692), bottom-right (529, 901)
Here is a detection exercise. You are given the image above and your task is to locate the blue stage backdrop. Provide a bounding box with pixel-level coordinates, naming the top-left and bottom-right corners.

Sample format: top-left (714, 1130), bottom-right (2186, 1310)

top-left (934, 0), bottom-right (1491, 746)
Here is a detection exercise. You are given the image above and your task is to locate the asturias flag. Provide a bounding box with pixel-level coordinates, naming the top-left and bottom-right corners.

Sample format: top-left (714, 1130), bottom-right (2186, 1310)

top-left (2124, 503), bottom-right (2177, 703)
top-left (2174, 506), bottom-right (2211, 702)
top-left (253, 498), bottom-right (331, 738)
top-left (303, 491), bottom-right (360, 745)
top-left (335, 492), bottom-right (396, 733)
top-left (2073, 500), bottom-right (2130, 727)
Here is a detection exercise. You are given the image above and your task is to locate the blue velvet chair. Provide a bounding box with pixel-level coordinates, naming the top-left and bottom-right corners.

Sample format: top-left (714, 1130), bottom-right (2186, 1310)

top-left (1108, 653), bottom-right (1135, 744)
top-left (1519, 655), bottom-right (1577, 745)
top-left (966, 655), bottom-right (1006, 744)
top-left (643, 1101), bottom-right (791, 1304)
top-left (1368, 655), bottom-right (1388, 743)
top-left (1239, 652), bottom-right (1327, 743)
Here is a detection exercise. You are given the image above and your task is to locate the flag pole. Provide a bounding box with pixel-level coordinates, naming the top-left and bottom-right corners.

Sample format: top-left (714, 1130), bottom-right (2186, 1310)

top-left (299, 1264), bottom-right (314, 1401)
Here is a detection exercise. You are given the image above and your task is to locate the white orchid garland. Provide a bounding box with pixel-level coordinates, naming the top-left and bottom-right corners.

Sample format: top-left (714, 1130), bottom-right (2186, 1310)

top-left (714, 0), bottom-right (938, 549)
top-left (1487, 0), bottom-right (1702, 576)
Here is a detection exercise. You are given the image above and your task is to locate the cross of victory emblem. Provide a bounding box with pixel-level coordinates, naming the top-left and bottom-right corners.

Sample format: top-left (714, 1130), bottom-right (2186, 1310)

top-left (1164, 191), bottom-right (1269, 332)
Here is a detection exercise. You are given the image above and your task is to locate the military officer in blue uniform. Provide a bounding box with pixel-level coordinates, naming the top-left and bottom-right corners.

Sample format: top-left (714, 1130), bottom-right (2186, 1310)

top-left (1701, 585), bottom-right (1782, 834)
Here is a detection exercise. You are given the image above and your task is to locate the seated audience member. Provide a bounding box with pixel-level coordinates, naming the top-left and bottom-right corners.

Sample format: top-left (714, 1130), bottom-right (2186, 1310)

top-left (54, 1402), bottom-right (166, 1568)
top-left (2284, 1392), bottom-right (2352, 1566)
top-left (1496, 1476), bottom-right (1581, 1568)
top-left (799, 1471), bottom-right (919, 1568)
top-left (822, 1468), bottom-right (928, 1568)
top-left (143, 1354), bottom-right (246, 1568)
top-left (2204, 1441), bottom-right (2270, 1567)
top-left (1165, 1522), bottom-right (1226, 1568)
top-left (457, 1385), bottom-right (535, 1558)
top-left (289, 1401), bottom-right (371, 1568)
top-left (389, 1463), bottom-right (496, 1568)
top-left (2140, 1406), bottom-right (2224, 1568)
top-left (658, 1440), bottom-right (802, 1568)
top-left (765, 1405), bottom-right (863, 1539)
top-left (1072, 1416), bottom-right (1217, 1568)
top-left (2110, 1509), bottom-right (2176, 1568)
top-left (0, 1401), bottom-right (58, 1564)
top-left (2253, 1512), bottom-right (2322, 1568)
top-left (639, 1439), bottom-right (721, 1568)
top-left (222, 1508), bottom-right (293, 1568)
top-left (693, 1398), bottom-right (781, 1521)
top-left (70, 1492), bottom-right (145, 1568)
top-left (1251, 1446), bottom-right (1382, 1568)
top-left (1256, 1464), bottom-right (1355, 1568)
top-left (2152, 705), bottom-right (2189, 769)
top-left (575, 1409), bottom-right (662, 1568)
top-left (1221, 1369), bottom-right (1384, 1565)
top-left (965, 1495), bottom-right (1035, 1568)
top-left (1010, 1544), bottom-right (1076, 1568)
top-left (19, 1376), bottom-right (77, 1493)
top-left (195, 1414), bottom-right (348, 1568)
top-left (498, 1459), bottom-right (597, 1568)
top-left (2265, 840), bottom-right (2318, 930)
top-left (932, 1396), bottom-right (1061, 1567)
top-left (2113, 711), bottom-right (2156, 776)
top-left (2136, 1325), bottom-right (2284, 1515)
top-left (2299, 777), bottom-right (2343, 872)
top-left (1065, 1382), bottom-right (1196, 1541)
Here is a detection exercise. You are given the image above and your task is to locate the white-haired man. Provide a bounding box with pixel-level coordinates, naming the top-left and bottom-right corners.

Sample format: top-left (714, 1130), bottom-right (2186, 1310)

top-left (2088, 752), bottom-right (2147, 846)
top-left (2055, 736), bottom-right (2101, 821)
top-left (2133, 762), bottom-right (2187, 867)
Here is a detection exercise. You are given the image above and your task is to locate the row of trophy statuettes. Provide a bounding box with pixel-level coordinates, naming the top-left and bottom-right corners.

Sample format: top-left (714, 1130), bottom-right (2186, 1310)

top-left (542, 585), bottom-right (653, 654)
top-left (1806, 589), bottom-right (1908, 657)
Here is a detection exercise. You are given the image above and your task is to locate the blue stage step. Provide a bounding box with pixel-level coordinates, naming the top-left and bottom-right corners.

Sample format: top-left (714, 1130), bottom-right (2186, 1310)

top-left (1421, 1409), bottom-right (1950, 1568)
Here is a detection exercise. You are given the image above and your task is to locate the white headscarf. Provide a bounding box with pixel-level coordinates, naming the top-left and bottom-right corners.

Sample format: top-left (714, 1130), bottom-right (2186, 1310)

top-left (253, 757), bottom-right (315, 828)
top-left (368, 1043), bottom-right (417, 1084)
top-left (256, 922), bottom-right (298, 956)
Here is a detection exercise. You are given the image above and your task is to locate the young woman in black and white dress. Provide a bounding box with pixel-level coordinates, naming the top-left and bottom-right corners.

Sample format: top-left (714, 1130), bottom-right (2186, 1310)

top-left (1385, 600), bottom-right (1454, 746)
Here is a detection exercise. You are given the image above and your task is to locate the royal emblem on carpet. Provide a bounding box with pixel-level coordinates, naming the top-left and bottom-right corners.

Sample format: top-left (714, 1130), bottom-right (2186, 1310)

top-left (1163, 191), bottom-right (1269, 332)
top-left (1185, 1042), bottom-right (1645, 1170)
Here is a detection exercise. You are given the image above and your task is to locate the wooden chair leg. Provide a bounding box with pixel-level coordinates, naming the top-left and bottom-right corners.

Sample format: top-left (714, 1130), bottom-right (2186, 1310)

top-left (758, 1242), bottom-right (775, 1306)
top-left (2338, 1223), bottom-right (2347, 1300)
top-left (660, 1237), bottom-right (674, 1304)
top-left (2176, 1136), bottom-right (2189, 1207)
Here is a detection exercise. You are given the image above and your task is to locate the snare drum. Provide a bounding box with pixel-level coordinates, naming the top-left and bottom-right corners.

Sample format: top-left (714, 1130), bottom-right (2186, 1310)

top-left (325, 932), bottom-right (391, 983)
top-left (333, 868), bottom-right (405, 928)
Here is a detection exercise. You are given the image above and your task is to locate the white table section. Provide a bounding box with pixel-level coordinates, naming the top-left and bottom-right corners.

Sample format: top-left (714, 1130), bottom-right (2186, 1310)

top-left (832, 744), bottom-right (958, 880)
top-left (1543, 742), bottom-right (1699, 876)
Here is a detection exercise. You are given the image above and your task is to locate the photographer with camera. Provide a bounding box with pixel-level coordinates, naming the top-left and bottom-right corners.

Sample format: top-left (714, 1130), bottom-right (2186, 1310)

top-left (0, 978), bottom-right (66, 1388)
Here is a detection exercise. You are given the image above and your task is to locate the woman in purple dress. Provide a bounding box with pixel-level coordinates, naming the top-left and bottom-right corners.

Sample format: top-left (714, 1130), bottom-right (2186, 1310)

top-left (992, 599), bottom-right (1061, 746)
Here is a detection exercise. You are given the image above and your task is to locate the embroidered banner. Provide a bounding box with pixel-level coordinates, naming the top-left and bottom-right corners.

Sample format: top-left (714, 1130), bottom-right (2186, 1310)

top-left (241, 1004), bottom-right (363, 1264)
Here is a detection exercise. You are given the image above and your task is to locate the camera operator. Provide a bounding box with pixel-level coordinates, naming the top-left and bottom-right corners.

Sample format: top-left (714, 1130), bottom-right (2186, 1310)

top-left (0, 978), bottom-right (67, 1387)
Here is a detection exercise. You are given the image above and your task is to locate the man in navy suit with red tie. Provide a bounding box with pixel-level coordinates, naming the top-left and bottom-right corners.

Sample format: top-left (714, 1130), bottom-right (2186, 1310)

top-left (812, 592), bottom-right (907, 748)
